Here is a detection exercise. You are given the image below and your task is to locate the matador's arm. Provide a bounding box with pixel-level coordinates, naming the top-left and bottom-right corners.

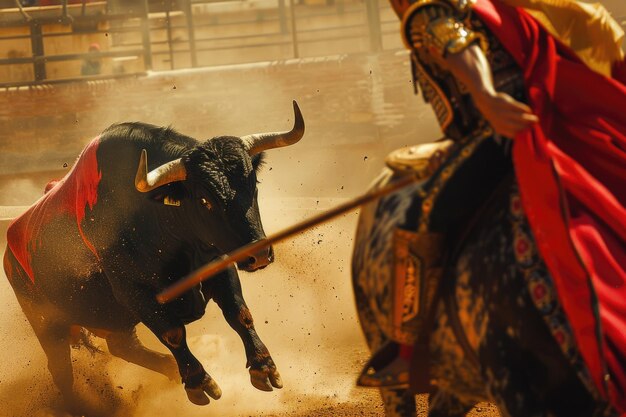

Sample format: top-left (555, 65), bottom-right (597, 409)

top-left (406, 2), bottom-right (538, 138)
top-left (447, 44), bottom-right (538, 138)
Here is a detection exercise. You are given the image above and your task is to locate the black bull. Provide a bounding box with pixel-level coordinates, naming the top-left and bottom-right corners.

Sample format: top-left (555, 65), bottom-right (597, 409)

top-left (351, 165), bottom-right (607, 416)
top-left (3, 102), bottom-right (304, 412)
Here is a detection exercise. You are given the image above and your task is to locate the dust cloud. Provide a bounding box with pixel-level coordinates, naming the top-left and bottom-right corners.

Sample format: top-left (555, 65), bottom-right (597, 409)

top-left (0, 178), bottom-right (42, 206)
top-left (0, 57), bottom-right (412, 415)
top-left (0, 198), bottom-right (383, 417)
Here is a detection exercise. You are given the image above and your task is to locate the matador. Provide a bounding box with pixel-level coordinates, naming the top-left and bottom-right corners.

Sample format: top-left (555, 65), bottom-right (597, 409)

top-left (359, 0), bottom-right (626, 414)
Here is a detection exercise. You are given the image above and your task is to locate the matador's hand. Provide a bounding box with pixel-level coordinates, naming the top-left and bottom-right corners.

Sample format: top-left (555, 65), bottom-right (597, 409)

top-left (444, 44), bottom-right (538, 138)
top-left (475, 92), bottom-right (539, 139)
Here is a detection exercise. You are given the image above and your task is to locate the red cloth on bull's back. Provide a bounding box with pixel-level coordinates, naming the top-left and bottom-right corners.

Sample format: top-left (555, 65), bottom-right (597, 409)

top-left (7, 137), bottom-right (102, 283)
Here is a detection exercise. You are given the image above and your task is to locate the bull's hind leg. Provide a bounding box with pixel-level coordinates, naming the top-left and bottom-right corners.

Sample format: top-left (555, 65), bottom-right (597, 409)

top-left (4, 249), bottom-right (80, 414)
top-left (208, 266), bottom-right (282, 392)
top-left (106, 328), bottom-right (178, 380)
top-left (15, 295), bottom-right (83, 413)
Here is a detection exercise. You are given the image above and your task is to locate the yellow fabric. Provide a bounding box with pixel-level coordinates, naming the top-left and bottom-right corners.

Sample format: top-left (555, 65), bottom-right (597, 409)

top-left (498, 0), bottom-right (624, 76)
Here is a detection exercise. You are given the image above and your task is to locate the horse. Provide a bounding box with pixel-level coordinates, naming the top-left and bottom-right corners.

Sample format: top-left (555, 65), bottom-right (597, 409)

top-left (351, 140), bottom-right (605, 417)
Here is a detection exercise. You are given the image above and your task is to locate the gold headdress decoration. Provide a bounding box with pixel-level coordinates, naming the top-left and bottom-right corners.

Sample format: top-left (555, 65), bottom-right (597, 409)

top-left (500, 0), bottom-right (624, 77)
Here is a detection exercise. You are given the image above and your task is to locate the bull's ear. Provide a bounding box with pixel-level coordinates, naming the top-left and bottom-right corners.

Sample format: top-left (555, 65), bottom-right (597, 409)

top-left (251, 152), bottom-right (266, 173)
top-left (150, 182), bottom-right (187, 206)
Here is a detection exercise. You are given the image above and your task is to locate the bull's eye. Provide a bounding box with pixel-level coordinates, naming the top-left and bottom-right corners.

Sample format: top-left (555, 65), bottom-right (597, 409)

top-left (200, 197), bottom-right (212, 209)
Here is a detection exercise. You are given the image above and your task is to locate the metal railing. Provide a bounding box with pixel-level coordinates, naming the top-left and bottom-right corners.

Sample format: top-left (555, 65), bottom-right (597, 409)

top-left (142, 0), bottom-right (399, 70)
top-left (0, 0), bottom-right (400, 86)
top-left (1, 2), bottom-right (623, 88)
top-left (0, 3), bottom-right (155, 87)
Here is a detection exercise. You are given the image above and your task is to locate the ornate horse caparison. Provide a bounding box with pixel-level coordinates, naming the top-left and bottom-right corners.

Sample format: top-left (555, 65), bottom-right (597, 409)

top-left (352, 159), bottom-right (603, 416)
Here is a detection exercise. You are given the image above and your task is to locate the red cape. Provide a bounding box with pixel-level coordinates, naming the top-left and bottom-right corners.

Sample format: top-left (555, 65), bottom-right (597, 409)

top-left (7, 137), bottom-right (102, 283)
top-left (472, 0), bottom-right (626, 412)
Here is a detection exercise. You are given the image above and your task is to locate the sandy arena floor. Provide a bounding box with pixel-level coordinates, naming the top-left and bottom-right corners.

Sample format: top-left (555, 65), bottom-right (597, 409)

top-left (0, 196), bottom-right (501, 417)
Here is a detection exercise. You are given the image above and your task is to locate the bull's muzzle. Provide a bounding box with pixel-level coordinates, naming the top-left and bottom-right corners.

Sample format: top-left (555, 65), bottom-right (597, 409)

top-left (237, 245), bottom-right (274, 272)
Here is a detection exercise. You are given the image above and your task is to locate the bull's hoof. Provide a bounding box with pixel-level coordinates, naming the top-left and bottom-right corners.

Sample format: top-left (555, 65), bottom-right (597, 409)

top-left (185, 375), bottom-right (222, 405)
top-left (249, 366), bottom-right (283, 392)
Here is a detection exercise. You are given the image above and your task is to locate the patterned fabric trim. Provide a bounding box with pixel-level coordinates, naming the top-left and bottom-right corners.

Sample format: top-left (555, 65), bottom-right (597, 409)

top-left (411, 54), bottom-right (455, 130)
top-left (508, 185), bottom-right (602, 402)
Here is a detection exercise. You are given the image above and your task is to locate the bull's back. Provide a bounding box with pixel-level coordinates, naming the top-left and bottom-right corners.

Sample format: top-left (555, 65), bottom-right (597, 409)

top-left (6, 125), bottom-right (197, 285)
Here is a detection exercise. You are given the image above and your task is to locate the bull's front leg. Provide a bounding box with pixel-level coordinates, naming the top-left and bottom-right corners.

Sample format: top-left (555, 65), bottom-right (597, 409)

top-left (208, 266), bottom-right (283, 391)
top-left (152, 321), bottom-right (222, 405)
top-left (103, 258), bottom-right (221, 406)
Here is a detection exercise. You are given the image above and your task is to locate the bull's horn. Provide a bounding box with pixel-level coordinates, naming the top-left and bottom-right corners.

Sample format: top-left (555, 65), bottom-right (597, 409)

top-left (241, 100), bottom-right (305, 156)
top-left (135, 149), bottom-right (187, 193)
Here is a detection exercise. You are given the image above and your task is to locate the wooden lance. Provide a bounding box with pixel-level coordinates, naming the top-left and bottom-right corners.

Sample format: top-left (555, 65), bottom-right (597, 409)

top-left (157, 173), bottom-right (419, 304)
